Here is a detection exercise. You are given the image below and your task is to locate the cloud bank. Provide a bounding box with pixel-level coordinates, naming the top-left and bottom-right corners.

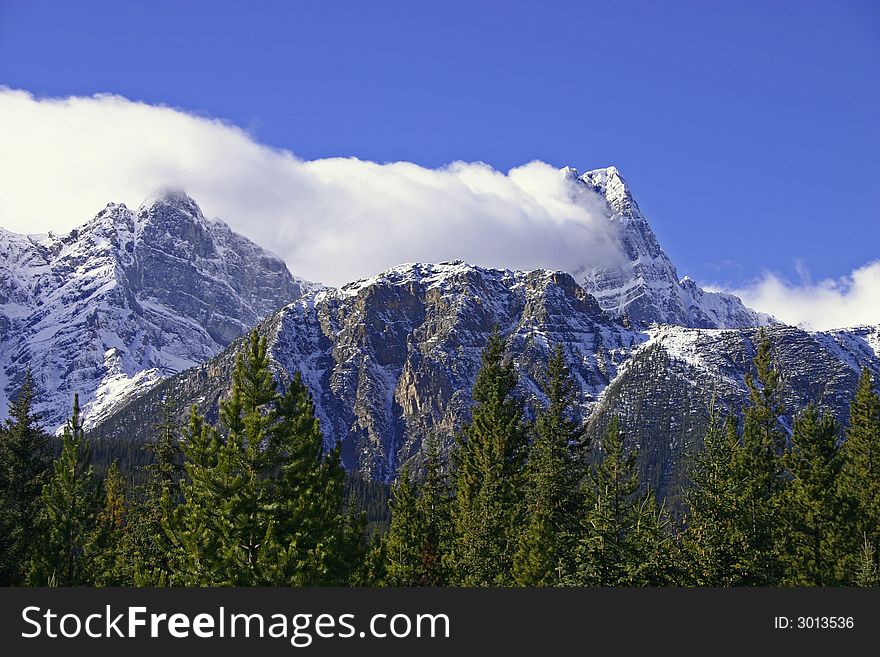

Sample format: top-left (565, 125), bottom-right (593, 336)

top-left (724, 261), bottom-right (880, 331)
top-left (0, 88), bottom-right (622, 286)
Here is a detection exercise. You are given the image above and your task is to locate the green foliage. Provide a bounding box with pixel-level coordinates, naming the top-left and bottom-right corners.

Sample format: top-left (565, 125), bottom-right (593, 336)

top-left (450, 328), bottom-right (529, 585)
top-left (0, 371), bottom-right (51, 585)
top-left (28, 395), bottom-right (103, 585)
top-left (166, 330), bottom-right (363, 586)
top-left (779, 405), bottom-right (846, 585)
top-left (684, 408), bottom-right (751, 585)
top-left (840, 368), bottom-right (880, 583)
top-left (570, 416), bottom-right (678, 586)
top-left (513, 345), bottom-right (585, 586)
top-left (383, 438), bottom-right (451, 586)
top-left (732, 329), bottom-right (788, 584)
top-left (7, 329), bottom-right (880, 589)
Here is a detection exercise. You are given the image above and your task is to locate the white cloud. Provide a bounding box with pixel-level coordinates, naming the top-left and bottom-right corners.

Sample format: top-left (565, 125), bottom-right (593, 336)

top-left (0, 88), bottom-right (623, 286)
top-left (727, 261), bottom-right (880, 331)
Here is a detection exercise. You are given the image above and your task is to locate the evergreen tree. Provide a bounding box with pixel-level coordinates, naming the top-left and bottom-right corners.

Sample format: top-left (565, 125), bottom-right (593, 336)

top-left (28, 395), bottom-right (102, 585)
top-left (733, 329), bottom-right (787, 584)
top-left (166, 406), bottom-right (223, 585)
top-left (840, 368), bottom-right (880, 582)
top-left (513, 344), bottom-right (585, 586)
top-left (106, 395), bottom-right (185, 586)
top-left (357, 530), bottom-right (388, 586)
top-left (168, 330), bottom-right (362, 585)
top-left (383, 438), bottom-right (451, 586)
top-left (93, 460), bottom-right (127, 585)
top-left (684, 408), bottom-right (751, 585)
top-left (779, 405), bottom-right (846, 585)
top-left (0, 371), bottom-right (51, 585)
top-left (414, 438), bottom-right (451, 586)
top-left (855, 536), bottom-right (878, 587)
top-left (450, 329), bottom-right (529, 585)
top-left (384, 466), bottom-right (422, 585)
top-left (265, 371), bottom-right (361, 586)
top-left (571, 416), bottom-right (675, 586)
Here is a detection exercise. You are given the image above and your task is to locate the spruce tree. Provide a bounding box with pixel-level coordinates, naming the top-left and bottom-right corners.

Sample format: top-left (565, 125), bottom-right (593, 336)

top-left (168, 330), bottom-right (361, 586)
top-left (264, 371), bottom-right (362, 585)
top-left (384, 466), bottom-right (422, 585)
top-left (28, 395), bottom-right (102, 585)
top-left (384, 438), bottom-right (451, 586)
top-left (166, 406), bottom-right (223, 585)
top-left (734, 328), bottom-right (787, 584)
top-left (571, 416), bottom-right (673, 586)
top-left (414, 437), bottom-right (451, 586)
top-left (684, 409), bottom-right (750, 585)
top-left (840, 368), bottom-right (880, 583)
top-left (450, 328), bottom-right (529, 585)
top-left (779, 405), bottom-right (845, 585)
top-left (93, 461), bottom-right (127, 585)
top-left (855, 536), bottom-right (879, 587)
top-left (0, 371), bottom-right (51, 585)
top-left (513, 344), bottom-right (585, 586)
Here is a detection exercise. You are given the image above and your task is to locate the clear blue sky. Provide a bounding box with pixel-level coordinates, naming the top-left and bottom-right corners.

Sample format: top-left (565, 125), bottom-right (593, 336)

top-left (1, 0), bottom-right (878, 288)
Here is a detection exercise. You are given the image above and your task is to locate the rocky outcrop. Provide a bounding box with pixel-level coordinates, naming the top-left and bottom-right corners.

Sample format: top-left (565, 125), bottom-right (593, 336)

top-left (0, 191), bottom-right (304, 432)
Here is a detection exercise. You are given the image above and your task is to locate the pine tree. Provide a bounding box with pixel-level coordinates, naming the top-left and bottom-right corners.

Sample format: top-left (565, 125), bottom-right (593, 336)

top-left (383, 438), bottom-right (451, 586)
top-left (28, 395), bottom-right (102, 585)
top-left (840, 368), bottom-right (880, 583)
top-left (131, 392), bottom-right (184, 584)
top-left (0, 371), bottom-right (51, 585)
top-left (384, 466), bottom-right (422, 585)
top-left (855, 536), bottom-right (879, 587)
top-left (414, 438), bottom-right (451, 586)
top-left (450, 328), bottom-right (529, 585)
top-left (166, 406), bottom-right (223, 585)
top-left (684, 408), bottom-right (750, 585)
top-left (571, 416), bottom-right (672, 586)
top-left (265, 371), bottom-right (363, 586)
top-left (780, 405), bottom-right (846, 585)
top-left (733, 328), bottom-right (787, 584)
top-left (93, 461), bottom-right (127, 585)
top-left (513, 344), bottom-right (585, 586)
top-left (168, 330), bottom-right (362, 586)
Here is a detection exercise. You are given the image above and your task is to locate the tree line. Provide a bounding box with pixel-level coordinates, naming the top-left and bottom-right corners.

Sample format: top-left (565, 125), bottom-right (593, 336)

top-left (0, 329), bottom-right (878, 586)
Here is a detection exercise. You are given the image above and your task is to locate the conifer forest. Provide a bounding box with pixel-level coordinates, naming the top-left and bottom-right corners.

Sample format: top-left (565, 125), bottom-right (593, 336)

top-left (1, 329), bottom-right (878, 587)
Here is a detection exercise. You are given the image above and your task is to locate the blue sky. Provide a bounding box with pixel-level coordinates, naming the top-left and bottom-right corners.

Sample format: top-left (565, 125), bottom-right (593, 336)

top-left (1, 0), bottom-right (878, 302)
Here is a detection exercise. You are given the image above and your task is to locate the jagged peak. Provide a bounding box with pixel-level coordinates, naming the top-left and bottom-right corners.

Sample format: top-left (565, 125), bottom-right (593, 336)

top-left (335, 260), bottom-right (592, 301)
top-left (138, 187), bottom-right (206, 222)
top-left (580, 165), bottom-right (633, 208)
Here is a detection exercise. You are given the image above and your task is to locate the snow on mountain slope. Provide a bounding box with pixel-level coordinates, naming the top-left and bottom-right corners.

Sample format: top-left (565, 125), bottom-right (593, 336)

top-left (0, 191), bottom-right (305, 432)
top-left (570, 166), bottom-right (773, 329)
top-left (92, 261), bottom-right (644, 479)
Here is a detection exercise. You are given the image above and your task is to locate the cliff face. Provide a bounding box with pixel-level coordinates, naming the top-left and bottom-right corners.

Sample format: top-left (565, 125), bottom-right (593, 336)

top-left (0, 191), bottom-right (303, 432)
top-left (573, 166), bottom-right (773, 329)
top-left (91, 259), bottom-right (880, 502)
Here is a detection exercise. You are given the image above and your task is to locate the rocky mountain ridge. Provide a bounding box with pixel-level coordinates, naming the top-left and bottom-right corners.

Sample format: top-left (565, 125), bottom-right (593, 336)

top-left (0, 191), bottom-right (304, 431)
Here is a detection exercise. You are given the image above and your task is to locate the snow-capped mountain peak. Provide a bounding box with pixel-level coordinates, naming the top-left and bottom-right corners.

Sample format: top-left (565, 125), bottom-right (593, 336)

top-left (0, 192), bottom-right (304, 432)
top-left (572, 165), bottom-right (773, 329)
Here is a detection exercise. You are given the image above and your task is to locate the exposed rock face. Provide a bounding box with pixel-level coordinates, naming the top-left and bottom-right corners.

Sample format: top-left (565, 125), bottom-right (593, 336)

top-left (6, 174), bottom-right (877, 507)
top-left (572, 166), bottom-right (773, 329)
top-left (91, 256), bottom-right (880, 500)
top-left (0, 191), bottom-right (304, 432)
top-left (586, 323), bottom-right (880, 502)
top-left (92, 262), bottom-right (641, 480)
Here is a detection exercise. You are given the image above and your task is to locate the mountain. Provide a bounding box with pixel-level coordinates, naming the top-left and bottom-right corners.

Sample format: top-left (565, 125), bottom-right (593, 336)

top-left (91, 261), bottom-right (642, 479)
top-left (570, 166), bottom-right (774, 329)
top-left (0, 191), bottom-right (305, 432)
top-left (90, 259), bottom-right (880, 501)
top-left (585, 323), bottom-right (880, 501)
top-left (5, 170), bottom-right (876, 503)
